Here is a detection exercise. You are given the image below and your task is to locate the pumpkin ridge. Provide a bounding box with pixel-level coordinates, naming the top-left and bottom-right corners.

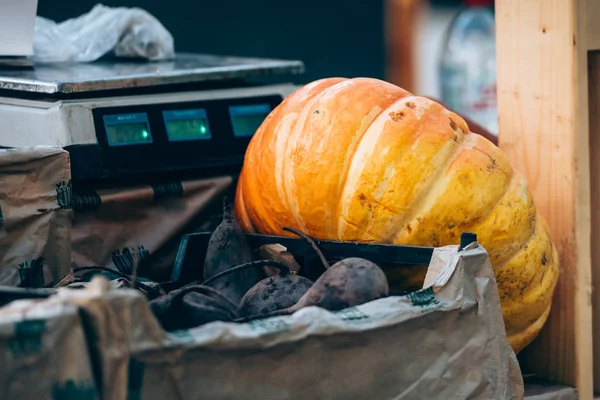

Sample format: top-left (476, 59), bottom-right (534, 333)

top-left (453, 151), bottom-right (516, 231)
top-left (281, 80), bottom-right (349, 234)
top-left (281, 93), bottom-right (331, 233)
top-left (449, 168), bottom-right (536, 267)
top-left (276, 111), bottom-right (304, 231)
top-left (476, 179), bottom-right (536, 272)
top-left (391, 126), bottom-right (516, 247)
top-left (333, 106), bottom-right (394, 238)
top-left (388, 125), bottom-right (472, 244)
top-left (252, 107), bottom-right (292, 233)
top-left (239, 77), bottom-right (346, 235)
top-left (288, 78), bottom-right (408, 238)
top-left (234, 175), bottom-right (256, 233)
top-left (241, 91), bottom-right (291, 234)
top-left (240, 118), bottom-right (273, 232)
top-left (321, 78), bottom-right (411, 239)
top-left (337, 96), bottom-right (454, 241)
top-left (333, 95), bottom-right (412, 239)
top-left (508, 302), bottom-right (552, 353)
top-left (281, 107), bottom-right (315, 233)
top-left (493, 210), bottom-right (539, 281)
top-left (496, 216), bottom-right (559, 335)
top-left (377, 98), bottom-right (459, 241)
top-left (277, 78), bottom-right (349, 234)
top-left (246, 106), bottom-right (278, 231)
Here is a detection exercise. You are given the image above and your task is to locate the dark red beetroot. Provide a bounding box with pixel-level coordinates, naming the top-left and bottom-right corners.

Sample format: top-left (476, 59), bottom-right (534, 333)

top-left (239, 273), bottom-right (314, 317)
top-left (240, 257), bottom-right (390, 321)
top-left (203, 197), bottom-right (262, 304)
top-left (292, 257), bottom-right (389, 311)
top-left (201, 259), bottom-right (312, 317)
top-left (152, 260), bottom-right (293, 331)
top-left (281, 229), bottom-right (389, 311)
top-left (150, 284), bottom-right (240, 331)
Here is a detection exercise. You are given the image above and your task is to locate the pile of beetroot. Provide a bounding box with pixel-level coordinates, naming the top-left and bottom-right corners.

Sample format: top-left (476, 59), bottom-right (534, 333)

top-left (150, 198), bottom-right (390, 331)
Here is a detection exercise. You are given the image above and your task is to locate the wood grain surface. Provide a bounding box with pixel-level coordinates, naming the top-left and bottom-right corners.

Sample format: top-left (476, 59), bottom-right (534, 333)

top-left (496, 0), bottom-right (594, 397)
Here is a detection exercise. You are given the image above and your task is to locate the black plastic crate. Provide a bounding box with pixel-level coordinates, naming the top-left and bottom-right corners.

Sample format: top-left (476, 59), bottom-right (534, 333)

top-left (167, 231), bottom-right (477, 292)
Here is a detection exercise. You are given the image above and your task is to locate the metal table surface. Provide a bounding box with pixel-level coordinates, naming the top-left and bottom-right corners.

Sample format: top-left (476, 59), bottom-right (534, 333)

top-left (0, 53), bottom-right (304, 94)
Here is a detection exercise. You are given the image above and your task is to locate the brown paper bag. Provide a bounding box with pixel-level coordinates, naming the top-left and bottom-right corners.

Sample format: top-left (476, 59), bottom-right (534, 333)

top-left (0, 147), bottom-right (73, 287)
top-left (0, 146), bottom-right (233, 287)
top-left (0, 295), bottom-right (98, 399)
top-left (70, 176), bottom-right (233, 282)
top-left (54, 243), bottom-right (524, 400)
top-left (49, 279), bottom-right (166, 400)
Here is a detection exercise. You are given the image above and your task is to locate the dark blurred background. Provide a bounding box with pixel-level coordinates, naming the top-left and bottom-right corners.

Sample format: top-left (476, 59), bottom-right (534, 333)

top-left (37, 0), bottom-right (466, 86)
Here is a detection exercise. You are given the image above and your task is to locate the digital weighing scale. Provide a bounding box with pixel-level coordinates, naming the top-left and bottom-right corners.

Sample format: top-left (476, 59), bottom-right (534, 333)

top-left (0, 53), bottom-right (304, 181)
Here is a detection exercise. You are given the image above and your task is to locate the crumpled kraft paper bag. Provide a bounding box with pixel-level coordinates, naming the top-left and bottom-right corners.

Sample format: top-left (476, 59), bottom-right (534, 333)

top-left (48, 279), bottom-right (167, 400)
top-left (70, 176), bottom-right (233, 282)
top-left (53, 243), bottom-right (524, 400)
top-left (0, 145), bottom-right (232, 290)
top-left (0, 147), bottom-right (73, 287)
top-left (0, 295), bottom-right (98, 399)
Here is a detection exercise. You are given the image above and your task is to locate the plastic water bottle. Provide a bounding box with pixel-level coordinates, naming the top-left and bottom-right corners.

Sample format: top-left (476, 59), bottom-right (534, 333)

top-left (439, 0), bottom-right (498, 135)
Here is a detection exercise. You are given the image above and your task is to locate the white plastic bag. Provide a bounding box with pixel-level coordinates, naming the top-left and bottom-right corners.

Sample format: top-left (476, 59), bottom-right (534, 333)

top-left (32, 4), bottom-right (175, 64)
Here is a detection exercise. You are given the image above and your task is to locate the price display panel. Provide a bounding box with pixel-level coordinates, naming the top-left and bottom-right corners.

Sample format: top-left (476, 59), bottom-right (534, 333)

top-left (229, 104), bottom-right (272, 138)
top-left (163, 109), bottom-right (211, 142)
top-left (103, 113), bottom-right (152, 146)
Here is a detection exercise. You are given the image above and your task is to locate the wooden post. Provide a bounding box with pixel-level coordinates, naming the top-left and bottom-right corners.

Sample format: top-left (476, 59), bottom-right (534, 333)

top-left (495, 0), bottom-right (598, 398)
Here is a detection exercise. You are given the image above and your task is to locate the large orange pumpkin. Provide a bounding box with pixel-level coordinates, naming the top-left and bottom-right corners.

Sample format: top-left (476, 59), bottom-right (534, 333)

top-left (234, 77), bottom-right (559, 353)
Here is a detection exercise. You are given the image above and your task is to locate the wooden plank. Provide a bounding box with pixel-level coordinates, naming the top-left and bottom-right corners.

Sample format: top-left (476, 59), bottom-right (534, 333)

top-left (495, 0), bottom-right (594, 397)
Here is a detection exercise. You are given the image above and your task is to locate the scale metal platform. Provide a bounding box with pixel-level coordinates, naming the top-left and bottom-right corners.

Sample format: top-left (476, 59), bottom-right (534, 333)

top-left (0, 53), bottom-right (305, 181)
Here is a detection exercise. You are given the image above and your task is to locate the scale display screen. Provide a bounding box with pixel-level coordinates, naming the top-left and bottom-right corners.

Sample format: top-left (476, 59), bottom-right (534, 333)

top-left (163, 109), bottom-right (211, 141)
top-left (229, 104), bottom-right (272, 137)
top-left (103, 113), bottom-right (152, 146)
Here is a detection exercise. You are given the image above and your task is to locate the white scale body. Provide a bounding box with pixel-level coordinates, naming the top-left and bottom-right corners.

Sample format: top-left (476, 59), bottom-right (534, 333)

top-left (0, 83), bottom-right (297, 148)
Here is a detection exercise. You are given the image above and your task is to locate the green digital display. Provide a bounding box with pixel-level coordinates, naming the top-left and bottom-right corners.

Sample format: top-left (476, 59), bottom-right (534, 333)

top-left (231, 114), bottom-right (267, 136)
top-left (163, 109), bottom-right (211, 141)
top-left (103, 113), bottom-right (153, 146)
top-left (229, 104), bottom-right (272, 137)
